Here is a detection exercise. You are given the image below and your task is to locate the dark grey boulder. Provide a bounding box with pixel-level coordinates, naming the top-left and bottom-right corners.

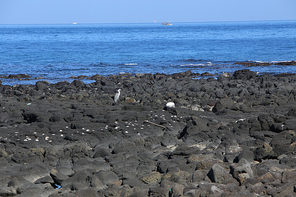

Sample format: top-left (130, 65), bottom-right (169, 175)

top-left (35, 81), bottom-right (49, 91)
top-left (212, 97), bottom-right (235, 113)
top-left (191, 170), bottom-right (208, 183)
top-left (34, 176), bottom-right (54, 184)
top-left (122, 177), bottom-right (148, 189)
top-left (207, 164), bottom-right (236, 184)
top-left (71, 80), bottom-right (85, 88)
top-left (230, 158), bottom-right (254, 185)
top-left (95, 170), bottom-right (119, 186)
top-left (75, 188), bottom-right (99, 197)
top-left (234, 149), bottom-right (254, 163)
top-left (157, 160), bottom-right (179, 173)
top-left (128, 189), bottom-right (149, 197)
top-left (112, 139), bottom-right (141, 154)
top-left (269, 130), bottom-right (296, 157)
top-left (50, 169), bottom-right (69, 185)
top-left (149, 187), bottom-right (170, 197)
top-left (232, 69), bottom-right (257, 80)
top-left (61, 170), bottom-right (96, 191)
top-left (17, 183), bottom-right (55, 197)
top-left (253, 142), bottom-right (274, 161)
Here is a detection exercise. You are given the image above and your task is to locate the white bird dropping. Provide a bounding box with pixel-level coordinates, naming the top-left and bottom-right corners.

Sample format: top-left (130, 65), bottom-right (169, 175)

top-left (166, 102), bottom-right (175, 108)
top-left (114, 89), bottom-right (121, 103)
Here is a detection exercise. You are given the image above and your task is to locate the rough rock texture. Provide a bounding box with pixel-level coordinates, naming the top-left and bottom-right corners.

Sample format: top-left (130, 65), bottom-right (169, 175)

top-left (1, 69), bottom-right (296, 196)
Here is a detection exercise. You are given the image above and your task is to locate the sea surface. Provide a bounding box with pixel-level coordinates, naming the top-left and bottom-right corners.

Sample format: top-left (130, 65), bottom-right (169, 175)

top-left (0, 20), bottom-right (296, 85)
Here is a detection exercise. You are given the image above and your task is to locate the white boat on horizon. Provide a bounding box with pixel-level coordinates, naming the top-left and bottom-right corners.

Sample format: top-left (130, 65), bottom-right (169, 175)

top-left (162, 21), bottom-right (172, 26)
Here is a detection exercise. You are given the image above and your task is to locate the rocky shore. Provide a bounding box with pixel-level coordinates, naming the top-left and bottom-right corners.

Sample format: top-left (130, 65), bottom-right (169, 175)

top-left (1, 69), bottom-right (296, 196)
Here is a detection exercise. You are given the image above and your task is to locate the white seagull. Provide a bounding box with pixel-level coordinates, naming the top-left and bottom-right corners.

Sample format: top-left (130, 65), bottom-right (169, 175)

top-left (114, 89), bottom-right (121, 103)
top-left (166, 102), bottom-right (175, 108)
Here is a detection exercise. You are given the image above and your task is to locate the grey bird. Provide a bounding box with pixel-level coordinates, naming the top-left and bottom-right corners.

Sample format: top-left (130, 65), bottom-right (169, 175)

top-left (114, 89), bottom-right (121, 103)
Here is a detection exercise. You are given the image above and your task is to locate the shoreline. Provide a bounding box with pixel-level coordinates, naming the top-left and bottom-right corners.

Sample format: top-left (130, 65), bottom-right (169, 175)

top-left (1, 59), bottom-right (296, 86)
top-left (1, 69), bottom-right (296, 196)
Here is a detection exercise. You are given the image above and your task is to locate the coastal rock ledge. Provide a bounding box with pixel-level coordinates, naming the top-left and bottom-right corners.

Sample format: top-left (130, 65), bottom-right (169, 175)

top-left (1, 69), bottom-right (296, 196)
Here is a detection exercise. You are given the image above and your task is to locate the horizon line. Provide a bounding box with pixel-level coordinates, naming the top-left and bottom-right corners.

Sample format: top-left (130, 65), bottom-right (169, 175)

top-left (0, 19), bottom-right (295, 25)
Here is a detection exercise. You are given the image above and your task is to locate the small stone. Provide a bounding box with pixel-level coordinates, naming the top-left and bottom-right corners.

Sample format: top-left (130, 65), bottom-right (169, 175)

top-left (141, 172), bottom-right (162, 184)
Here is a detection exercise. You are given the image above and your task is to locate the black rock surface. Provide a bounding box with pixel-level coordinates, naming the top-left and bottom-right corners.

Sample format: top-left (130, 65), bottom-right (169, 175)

top-left (1, 70), bottom-right (296, 196)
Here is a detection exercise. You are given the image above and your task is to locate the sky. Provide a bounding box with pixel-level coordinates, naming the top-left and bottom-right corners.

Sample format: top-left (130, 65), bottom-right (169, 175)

top-left (0, 0), bottom-right (296, 24)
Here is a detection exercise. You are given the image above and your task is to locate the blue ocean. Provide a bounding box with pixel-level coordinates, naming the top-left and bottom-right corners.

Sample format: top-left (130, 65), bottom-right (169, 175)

top-left (0, 20), bottom-right (296, 85)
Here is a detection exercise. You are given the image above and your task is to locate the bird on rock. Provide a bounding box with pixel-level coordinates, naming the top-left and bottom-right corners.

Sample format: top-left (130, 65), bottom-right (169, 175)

top-left (114, 89), bottom-right (121, 103)
top-left (166, 102), bottom-right (175, 108)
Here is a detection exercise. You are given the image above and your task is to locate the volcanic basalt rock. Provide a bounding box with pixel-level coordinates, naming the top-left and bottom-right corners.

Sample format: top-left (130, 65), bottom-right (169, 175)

top-left (1, 70), bottom-right (296, 196)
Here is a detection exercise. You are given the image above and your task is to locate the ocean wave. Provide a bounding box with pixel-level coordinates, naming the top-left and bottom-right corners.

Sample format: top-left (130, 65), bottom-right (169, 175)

top-left (180, 64), bottom-right (203, 66)
top-left (180, 62), bottom-right (213, 67)
top-left (124, 63), bottom-right (138, 66)
top-left (240, 60), bottom-right (296, 66)
top-left (253, 60), bottom-right (266, 63)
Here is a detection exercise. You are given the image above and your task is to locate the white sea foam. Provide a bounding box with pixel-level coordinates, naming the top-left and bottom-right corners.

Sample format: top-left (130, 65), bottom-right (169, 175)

top-left (124, 63), bottom-right (138, 66)
top-left (180, 62), bottom-right (213, 67)
top-left (180, 64), bottom-right (203, 66)
top-left (270, 60), bottom-right (290, 63)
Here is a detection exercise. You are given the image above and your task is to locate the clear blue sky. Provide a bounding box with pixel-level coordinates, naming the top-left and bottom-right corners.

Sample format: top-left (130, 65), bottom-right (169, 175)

top-left (0, 0), bottom-right (296, 24)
